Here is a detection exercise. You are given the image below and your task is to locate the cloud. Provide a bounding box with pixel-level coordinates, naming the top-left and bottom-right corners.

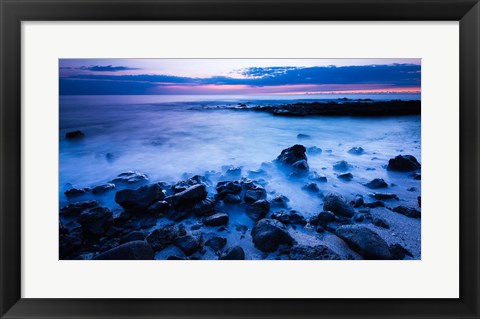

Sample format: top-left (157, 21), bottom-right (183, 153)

top-left (59, 63), bottom-right (421, 95)
top-left (78, 65), bottom-right (140, 72)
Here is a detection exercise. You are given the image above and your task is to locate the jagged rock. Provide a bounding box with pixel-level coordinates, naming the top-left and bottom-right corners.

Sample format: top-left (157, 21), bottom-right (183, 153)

top-left (335, 225), bottom-right (392, 259)
top-left (146, 224), bottom-right (186, 251)
top-left (94, 241), bottom-right (154, 260)
top-left (289, 245), bottom-right (341, 260)
top-left (216, 181), bottom-right (242, 198)
top-left (323, 193), bottom-right (355, 217)
top-left (77, 207), bottom-right (113, 236)
top-left (275, 144), bottom-right (307, 165)
top-left (251, 219), bottom-right (294, 252)
top-left (387, 155), bottom-right (421, 171)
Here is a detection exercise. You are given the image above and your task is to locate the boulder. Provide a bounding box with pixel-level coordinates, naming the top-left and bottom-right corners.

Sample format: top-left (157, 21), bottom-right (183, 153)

top-left (77, 207), bottom-right (113, 236)
top-left (316, 211), bottom-right (336, 223)
top-left (92, 183), bottom-right (116, 195)
top-left (364, 178), bottom-right (388, 189)
top-left (335, 225), bottom-right (392, 259)
top-left (291, 160), bottom-right (309, 171)
top-left (289, 245), bottom-right (341, 260)
top-left (190, 198), bottom-right (216, 216)
top-left (275, 144), bottom-right (307, 165)
top-left (64, 187), bottom-right (91, 198)
top-left (323, 193), bottom-right (355, 217)
top-left (219, 246), bottom-right (245, 260)
top-left (93, 241), bottom-right (154, 260)
top-left (302, 182), bottom-right (320, 193)
top-left (364, 201), bottom-right (385, 208)
top-left (337, 172), bottom-right (353, 181)
top-left (348, 147), bottom-right (365, 155)
top-left (110, 171), bottom-right (149, 185)
top-left (65, 130), bottom-right (85, 140)
top-left (223, 193), bottom-right (242, 204)
top-left (169, 184), bottom-right (207, 207)
top-left (353, 195), bottom-right (364, 208)
top-left (205, 236), bottom-right (227, 251)
top-left (146, 224), bottom-right (185, 251)
top-left (246, 199), bottom-right (270, 221)
top-left (216, 181), bottom-right (242, 198)
top-left (174, 234), bottom-right (202, 256)
top-left (333, 160), bottom-right (352, 171)
top-left (146, 200), bottom-right (170, 215)
top-left (115, 184), bottom-right (165, 212)
top-left (251, 219), bottom-right (294, 252)
top-left (271, 210), bottom-right (307, 226)
top-left (270, 194), bottom-right (290, 208)
top-left (203, 213), bottom-right (229, 226)
top-left (392, 206), bottom-right (421, 218)
top-left (371, 193), bottom-right (398, 200)
top-left (244, 187), bottom-right (267, 203)
top-left (387, 155), bottom-right (421, 171)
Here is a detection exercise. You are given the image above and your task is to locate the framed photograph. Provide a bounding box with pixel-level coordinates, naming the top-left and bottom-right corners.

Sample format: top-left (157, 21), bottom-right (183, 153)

top-left (1, 0), bottom-right (479, 318)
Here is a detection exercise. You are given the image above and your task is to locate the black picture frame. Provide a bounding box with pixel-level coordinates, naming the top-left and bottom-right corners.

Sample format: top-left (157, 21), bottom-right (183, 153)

top-left (1, 0), bottom-right (479, 318)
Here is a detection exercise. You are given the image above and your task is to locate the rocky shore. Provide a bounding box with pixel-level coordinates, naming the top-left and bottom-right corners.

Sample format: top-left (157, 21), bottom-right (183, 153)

top-left (191, 99), bottom-right (421, 117)
top-left (60, 144), bottom-right (421, 260)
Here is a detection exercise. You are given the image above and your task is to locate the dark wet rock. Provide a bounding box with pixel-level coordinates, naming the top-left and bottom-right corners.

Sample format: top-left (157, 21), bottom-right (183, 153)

top-left (348, 147), bottom-right (365, 155)
top-left (371, 193), bottom-right (398, 200)
top-left (353, 195), bottom-right (364, 208)
top-left (168, 209), bottom-right (192, 222)
top-left (59, 228), bottom-right (83, 258)
top-left (352, 214), bottom-right (365, 222)
top-left (219, 246), bottom-right (245, 260)
top-left (146, 200), bottom-right (170, 215)
top-left (174, 234), bottom-right (202, 256)
top-left (364, 178), bottom-right (388, 189)
top-left (64, 187), bottom-right (91, 198)
top-left (407, 187), bottom-right (417, 192)
top-left (216, 181), bottom-right (242, 198)
top-left (203, 213), bottom-right (229, 226)
top-left (373, 217), bottom-right (390, 229)
top-left (297, 133), bottom-right (311, 140)
top-left (307, 146), bottom-right (322, 155)
top-left (315, 225), bottom-right (325, 233)
top-left (270, 194), bottom-right (290, 208)
top-left (323, 193), bottom-right (355, 217)
top-left (292, 160), bottom-right (309, 171)
top-left (335, 225), bottom-right (392, 259)
top-left (146, 224), bottom-right (185, 251)
top-left (223, 194), bottom-right (242, 204)
top-left (251, 219), bottom-right (294, 252)
top-left (316, 211), bottom-right (336, 223)
top-left (271, 210), bottom-right (307, 226)
top-left (115, 184), bottom-right (165, 212)
top-left (392, 205), bottom-right (421, 218)
top-left (169, 184), bottom-right (207, 208)
top-left (364, 201), bottom-right (385, 208)
top-left (276, 144), bottom-right (307, 164)
top-left (387, 155), bottom-right (421, 172)
top-left (191, 198), bottom-right (215, 216)
top-left (77, 207), bottom-right (113, 236)
top-left (65, 130), bottom-right (85, 140)
top-left (110, 171), bottom-right (149, 185)
top-left (205, 236), bottom-right (227, 251)
top-left (246, 199), bottom-right (270, 221)
top-left (389, 243), bottom-right (414, 260)
top-left (92, 183), bottom-right (116, 195)
top-left (119, 231), bottom-right (147, 244)
top-left (333, 160), bottom-right (352, 171)
top-left (60, 200), bottom-right (98, 217)
top-left (412, 172), bottom-right (421, 180)
top-left (338, 172), bottom-right (353, 181)
top-left (320, 215), bottom-right (354, 233)
top-left (308, 171), bottom-right (327, 182)
top-left (244, 187), bottom-right (267, 203)
top-left (418, 196), bottom-right (421, 207)
top-left (302, 182), bottom-right (320, 193)
top-left (235, 224), bottom-right (248, 234)
top-left (289, 245), bottom-right (341, 260)
top-left (94, 241), bottom-right (154, 260)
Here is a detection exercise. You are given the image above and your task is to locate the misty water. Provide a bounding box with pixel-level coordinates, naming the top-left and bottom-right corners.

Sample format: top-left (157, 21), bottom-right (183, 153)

top-left (60, 94), bottom-right (421, 259)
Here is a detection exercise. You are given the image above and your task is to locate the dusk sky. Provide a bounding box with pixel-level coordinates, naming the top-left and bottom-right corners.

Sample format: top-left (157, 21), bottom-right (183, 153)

top-left (59, 59), bottom-right (421, 95)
